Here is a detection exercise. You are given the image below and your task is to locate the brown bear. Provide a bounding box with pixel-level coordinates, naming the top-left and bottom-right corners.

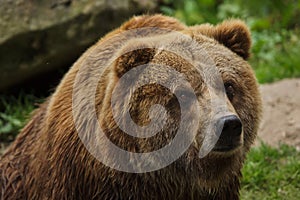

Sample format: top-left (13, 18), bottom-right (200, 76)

top-left (0, 14), bottom-right (261, 199)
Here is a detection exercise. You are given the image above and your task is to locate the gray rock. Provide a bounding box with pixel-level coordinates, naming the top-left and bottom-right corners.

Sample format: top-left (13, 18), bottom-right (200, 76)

top-left (0, 0), bottom-right (158, 91)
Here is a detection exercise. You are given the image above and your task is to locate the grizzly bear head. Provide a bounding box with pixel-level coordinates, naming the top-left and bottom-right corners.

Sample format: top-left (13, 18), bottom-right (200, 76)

top-left (70, 16), bottom-right (262, 189)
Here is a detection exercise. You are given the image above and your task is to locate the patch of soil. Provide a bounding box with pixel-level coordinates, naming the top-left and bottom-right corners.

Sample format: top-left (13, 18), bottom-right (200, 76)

top-left (256, 78), bottom-right (300, 151)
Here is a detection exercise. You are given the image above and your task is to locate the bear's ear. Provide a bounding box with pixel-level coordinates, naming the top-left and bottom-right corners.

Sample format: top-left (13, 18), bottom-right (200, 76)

top-left (114, 44), bottom-right (156, 78)
top-left (191, 20), bottom-right (251, 60)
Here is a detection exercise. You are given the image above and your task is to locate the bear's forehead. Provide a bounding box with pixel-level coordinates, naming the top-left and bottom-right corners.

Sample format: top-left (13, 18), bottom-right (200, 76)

top-left (118, 31), bottom-right (251, 94)
top-left (139, 52), bottom-right (203, 91)
top-left (147, 44), bottom-right (244, 85)
top-left (149, 33), bottom-right (244, 70)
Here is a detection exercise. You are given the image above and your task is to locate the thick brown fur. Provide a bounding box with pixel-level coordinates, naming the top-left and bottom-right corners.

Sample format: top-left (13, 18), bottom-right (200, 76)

top-left (0, 14), bottom-right (262, 199)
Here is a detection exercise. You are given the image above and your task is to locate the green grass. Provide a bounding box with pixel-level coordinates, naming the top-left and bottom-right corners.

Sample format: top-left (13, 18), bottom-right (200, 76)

top-left (241, 143), bottom-right (300, 200)
top-left (0, 92), bottom-right (41, 142)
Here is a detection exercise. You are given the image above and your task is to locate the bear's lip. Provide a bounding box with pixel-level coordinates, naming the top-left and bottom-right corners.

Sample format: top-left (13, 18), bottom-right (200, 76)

top-left (212, 142), bottom-right (242, 153)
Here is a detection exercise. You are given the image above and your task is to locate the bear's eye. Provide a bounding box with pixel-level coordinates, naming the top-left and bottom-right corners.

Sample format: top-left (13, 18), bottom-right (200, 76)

top-left (225, 83), bottom-right (235, 101)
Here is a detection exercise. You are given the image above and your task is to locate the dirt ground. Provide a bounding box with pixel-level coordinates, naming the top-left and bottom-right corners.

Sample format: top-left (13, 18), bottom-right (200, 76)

top-left (255, 78), bottom-right (300, 150)
top-left (1, 78), bottom-right (299, 156)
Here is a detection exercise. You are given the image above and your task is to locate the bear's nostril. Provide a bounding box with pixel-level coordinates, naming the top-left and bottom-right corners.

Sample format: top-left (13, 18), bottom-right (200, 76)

top-left (213, 115), bottom-right (243, 152)
top-left (221, 115), bottom-right (242, 137)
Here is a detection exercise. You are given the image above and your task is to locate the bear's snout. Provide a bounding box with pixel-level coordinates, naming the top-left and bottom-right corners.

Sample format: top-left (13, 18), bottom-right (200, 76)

top-left (213, 115), bottom-right (242, 152)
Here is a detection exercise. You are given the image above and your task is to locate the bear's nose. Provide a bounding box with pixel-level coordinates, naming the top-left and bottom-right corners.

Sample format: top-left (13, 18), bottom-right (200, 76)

top-left (221, 115), bottom-right (242, 138)
top-left (213, 115), bottom-right (242, 152)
